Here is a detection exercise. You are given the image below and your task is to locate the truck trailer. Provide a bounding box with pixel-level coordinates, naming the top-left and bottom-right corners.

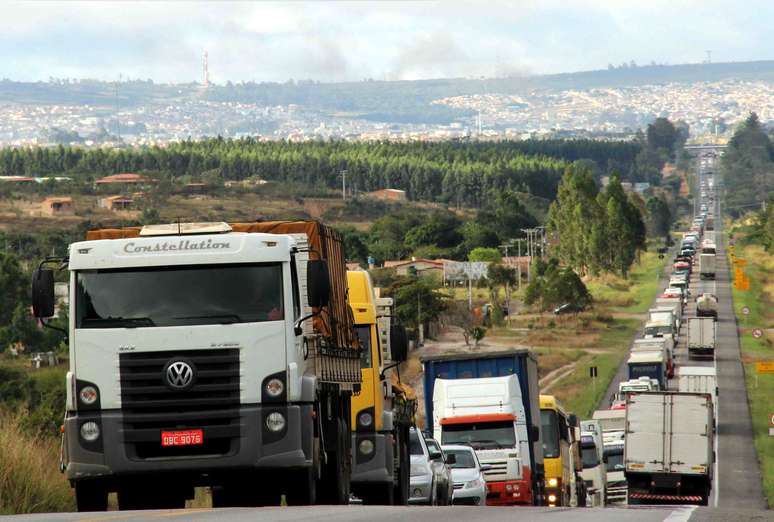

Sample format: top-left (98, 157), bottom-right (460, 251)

top-left (688, 318), bottom-right (717, 359)
top-left (700, 253), bottom-right (716, 280)
top-left (422, 350), bottom-right (544, 505)
top-left (625, 392), bottom-right (714, 505)
top-left (33, 221), bottom-right (362, 511)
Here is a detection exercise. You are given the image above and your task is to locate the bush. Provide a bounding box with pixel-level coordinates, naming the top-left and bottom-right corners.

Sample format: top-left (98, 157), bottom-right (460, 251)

top-left (0, 410), bottom-right (75, 514)
top-left (594, 312), bottom-right (615, 324)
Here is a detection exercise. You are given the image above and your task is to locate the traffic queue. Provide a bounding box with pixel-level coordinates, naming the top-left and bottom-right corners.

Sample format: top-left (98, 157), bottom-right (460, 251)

top-left (592, 173), bottom-right (719, 506)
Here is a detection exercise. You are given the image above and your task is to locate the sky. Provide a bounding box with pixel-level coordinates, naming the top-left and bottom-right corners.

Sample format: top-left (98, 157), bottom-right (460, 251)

top-left (0, 0), bottom-right (772, 84)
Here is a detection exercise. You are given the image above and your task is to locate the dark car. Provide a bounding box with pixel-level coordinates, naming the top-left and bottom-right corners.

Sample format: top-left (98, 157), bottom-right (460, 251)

top-left (554, 303), bottom-right (586, 315)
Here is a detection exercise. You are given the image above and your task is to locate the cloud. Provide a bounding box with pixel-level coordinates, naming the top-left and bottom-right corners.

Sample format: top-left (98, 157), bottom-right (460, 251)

top-left (0, 1), bottom-right (773, 83)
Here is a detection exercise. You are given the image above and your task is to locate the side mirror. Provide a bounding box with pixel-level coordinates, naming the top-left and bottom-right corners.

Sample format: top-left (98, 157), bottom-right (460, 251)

top-left (390, 324), bottom-right (409, 363)
top-left (307, 259), bottom-right (330, 308)
top-left (32, 268), bottom-right (55, 318)
top-left (480, 464), bottom-right (493, 473)
top-left (568, 414), bottom-right (579, 428)
top-left (445, 453), bottom-right (456, 465)
top-left (428, 449), bottom-right (442, 461)
top-left (529, 424), bottom-right (540, 442)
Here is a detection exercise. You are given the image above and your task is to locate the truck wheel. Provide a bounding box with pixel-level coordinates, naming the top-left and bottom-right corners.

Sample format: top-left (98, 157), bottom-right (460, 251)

top-left (393, 425), bottom-right (410, 505)
top-left (318, 397), bottom-right (351, 504)
top-left (288, 467), bottom-right (317, 505)
top-left (75, 481), bottom-right (108, 512)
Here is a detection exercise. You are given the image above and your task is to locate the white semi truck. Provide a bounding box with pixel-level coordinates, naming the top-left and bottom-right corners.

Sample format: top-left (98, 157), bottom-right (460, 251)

top-left (591, 409), bottom-right (626, 504)
top-left (699, 253), bottom-right (716, 280)
top-left (625, 392), bottom-right (714, 505)
top-left (579, 420), bottom-right (606, 507)
top-left (32, 221), bottom-right (362, 511)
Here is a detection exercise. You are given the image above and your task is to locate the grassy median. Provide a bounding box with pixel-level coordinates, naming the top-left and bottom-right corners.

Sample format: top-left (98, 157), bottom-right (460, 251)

top-left (727, 231), bottom-right (774, 508)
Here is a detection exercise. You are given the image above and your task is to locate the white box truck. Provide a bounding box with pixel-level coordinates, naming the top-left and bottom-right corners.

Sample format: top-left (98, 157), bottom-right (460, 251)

top-left (688, 318), bottom-right (716, 359)
top-left (625, 392), bottom-right (714, 505)
top-left (699, 253), bottom-right (716, 280)
top-left (677, 367), bottom-right (718, 427)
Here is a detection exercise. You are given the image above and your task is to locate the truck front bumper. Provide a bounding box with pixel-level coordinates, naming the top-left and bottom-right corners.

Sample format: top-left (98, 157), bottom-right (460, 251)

top-left (350, 432), bottom-right (393, 485)
top-left (485, 479), bottom-right (533, 505)
top-left (63, 404), bottom-right (314, 485)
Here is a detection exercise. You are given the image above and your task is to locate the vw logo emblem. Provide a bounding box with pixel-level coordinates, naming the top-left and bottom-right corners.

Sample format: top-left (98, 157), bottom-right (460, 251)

top-left (164, 359), bottom-right (195, 390)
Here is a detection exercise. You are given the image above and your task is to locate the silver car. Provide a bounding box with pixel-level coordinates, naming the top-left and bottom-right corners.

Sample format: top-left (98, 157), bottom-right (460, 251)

top-left (441, 445), bottom-right (488, 506)
top-left (408, 428), bottom-right (453, 505)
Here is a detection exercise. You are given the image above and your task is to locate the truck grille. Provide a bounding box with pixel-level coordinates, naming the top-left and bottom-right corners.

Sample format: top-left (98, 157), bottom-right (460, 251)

top-left (119, 349), bottom-right (242, 459)
top-left (483, 460), bottom-right (508, 478)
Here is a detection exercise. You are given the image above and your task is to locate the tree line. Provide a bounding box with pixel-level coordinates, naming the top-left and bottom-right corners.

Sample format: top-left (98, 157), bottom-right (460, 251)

top-left (0, 139), bottom-right (648, 208)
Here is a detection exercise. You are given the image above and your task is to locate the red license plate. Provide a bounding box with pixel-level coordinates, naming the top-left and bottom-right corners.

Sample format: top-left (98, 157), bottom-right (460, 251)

top-left (161, 429), bottom-right (203, 447)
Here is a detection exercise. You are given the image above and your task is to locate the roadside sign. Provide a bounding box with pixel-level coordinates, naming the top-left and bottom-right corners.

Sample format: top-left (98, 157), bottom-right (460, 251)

top-left (589, 366), bottom-right (598, 378)
top-left (769, 413), bottom-right (774, 427)
top-left (659, 254), bottom-right (664, 259)
top-left (753, 328), bottom-right (764, 339)
top-left (734, 258), bottom-right (747, 266)
top-left (755, 362), bottom-right (774, 374)
top-left (742, 307), bottom-right (750, 315)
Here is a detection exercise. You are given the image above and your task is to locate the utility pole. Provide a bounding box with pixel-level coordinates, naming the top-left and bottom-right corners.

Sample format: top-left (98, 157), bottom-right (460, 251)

top-left (341, 170), bottom-right (347, 201)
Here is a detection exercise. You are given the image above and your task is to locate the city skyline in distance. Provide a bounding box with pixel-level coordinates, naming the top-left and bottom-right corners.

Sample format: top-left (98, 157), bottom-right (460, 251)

top-left (2, 1), bottom-right (774, 84)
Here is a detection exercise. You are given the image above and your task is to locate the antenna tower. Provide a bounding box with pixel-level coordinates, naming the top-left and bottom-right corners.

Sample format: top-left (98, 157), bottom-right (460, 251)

top-left (202, 51), bottom-right (210, 88)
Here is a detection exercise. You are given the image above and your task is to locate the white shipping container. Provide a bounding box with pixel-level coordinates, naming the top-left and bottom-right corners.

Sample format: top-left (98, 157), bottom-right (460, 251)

top-left (625, 392), bottom-right (713, 476)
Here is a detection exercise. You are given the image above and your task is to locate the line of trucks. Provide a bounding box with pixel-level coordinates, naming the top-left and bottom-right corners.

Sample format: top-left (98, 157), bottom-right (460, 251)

top-left (590, 179), bottom-right (720, 506)
top-left (31, 219), bottom-right (605, 511)
top-left (28, 196), bottom-right (721, 510)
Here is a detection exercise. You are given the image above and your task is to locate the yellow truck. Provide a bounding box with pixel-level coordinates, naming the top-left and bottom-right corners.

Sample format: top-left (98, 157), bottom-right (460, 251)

top-left (539, 395), bottom-right (585, 507)
top-left (347, 270), bottom-right (414, 504)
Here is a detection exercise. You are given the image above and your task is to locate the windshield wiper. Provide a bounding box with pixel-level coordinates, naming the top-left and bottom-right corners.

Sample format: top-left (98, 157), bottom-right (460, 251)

top-left (174, 314), bottom-right (243, 324)
top-left (86, 317), bottom-right (155, 328)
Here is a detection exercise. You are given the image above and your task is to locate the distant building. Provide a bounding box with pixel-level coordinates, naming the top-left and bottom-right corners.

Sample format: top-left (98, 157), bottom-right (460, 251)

top-left (367, 189), bottom-right (406, 202)
top-left (0, 176), bottom-right (34, 183)
top-left (184, 182), bottom-right (207, 195)
top-left (99, 195), bottom-right (133, 211)
top-left (41, 197), bottom-right (74, 216)
top-left (633, 182), bottom-right (651, 194)
top-left (382, 258), bottom-right (444, 277)
top-left (95, 173), bottom-right (156, 187)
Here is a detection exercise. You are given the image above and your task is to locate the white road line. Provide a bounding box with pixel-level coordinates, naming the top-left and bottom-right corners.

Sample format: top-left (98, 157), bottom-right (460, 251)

top-left (662, 506), bottom-right (697, 522)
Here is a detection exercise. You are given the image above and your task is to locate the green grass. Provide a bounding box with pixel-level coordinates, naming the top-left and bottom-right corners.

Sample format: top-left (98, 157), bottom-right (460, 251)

top-left (552, 318), bottom-right (640, 420)
top-left (728, 230), bottom-right (774, 507)
top-left (586, 250), bottom-right (668, 314)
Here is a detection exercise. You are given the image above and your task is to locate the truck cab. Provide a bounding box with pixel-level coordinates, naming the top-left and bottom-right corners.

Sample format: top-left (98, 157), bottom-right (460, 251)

top-left (433, 375), bottom-right (536, 505)
top-left (32, 222), bottom-right (359, 511)
top-left (579, 420), bottom-right (606, 507)
top-left (627, 351), bottom-right (666, 389)
top-left (540, 395), bottom-right (582, 507)
top-left (346, 270), bottom-right (412, 505)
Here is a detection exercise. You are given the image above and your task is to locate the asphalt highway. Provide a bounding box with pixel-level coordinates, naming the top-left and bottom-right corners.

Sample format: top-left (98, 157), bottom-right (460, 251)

top-left (9, 505), bottom-right (772, 522)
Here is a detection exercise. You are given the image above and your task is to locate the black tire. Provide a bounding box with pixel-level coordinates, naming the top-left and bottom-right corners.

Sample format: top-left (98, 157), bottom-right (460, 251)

top-left (393, 426), bottom-right (410, 505)
top-left (318, 396), bottom-right (351, 505)
top-left (288, 467), bottom-right (317, 506)
top-left (74, 481), bottom-right (108, 512)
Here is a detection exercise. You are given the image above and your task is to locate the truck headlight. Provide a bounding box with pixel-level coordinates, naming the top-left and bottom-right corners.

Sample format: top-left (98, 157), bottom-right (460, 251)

top-left (358, 439), bottom-right (375, 455)
top-left (79, 386), bottom-right (98, 406)
top-left (548, 477), bottom-right (559, 487)
top-left (358, 411), bottom-right (373, 428)
top-left (548, 494), bottom-right (557, 504)
top-left (265, 412), bottom-right (286, 432)
top-left (265, 378), bottom-right (284, 398)
top-left (80, 421), bottom-right (100, 442)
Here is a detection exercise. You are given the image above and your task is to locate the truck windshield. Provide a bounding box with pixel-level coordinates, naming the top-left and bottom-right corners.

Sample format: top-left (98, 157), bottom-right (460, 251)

top-left (630, 364), bottom-right (661, 381)
top-left (355, 325), bottom-right (372, 369)
top-left (541, 409), bottom-right (560, 458)
top-left (581, 444), bottom-right (599, 468)
top-left (441, 421), bottom-right (516, 449)
top-left (76, 263), bottom-right (283, 328)
top-left (644, 326), bottom-right (672, 337)
top-left (604, 447), bottom-right (624, 472)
